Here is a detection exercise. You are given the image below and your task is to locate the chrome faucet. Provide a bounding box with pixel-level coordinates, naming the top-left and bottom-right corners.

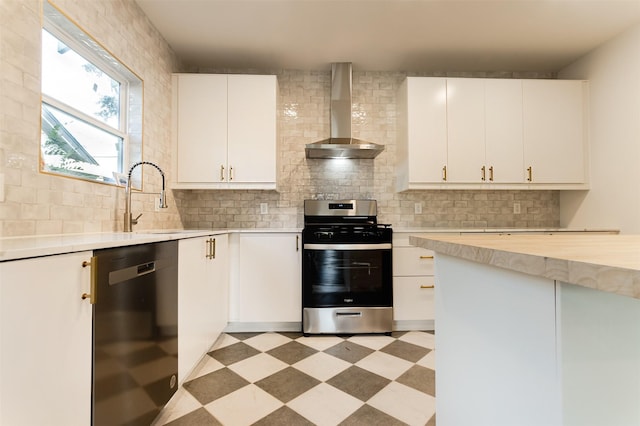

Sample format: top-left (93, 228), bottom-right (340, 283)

top-left (124, 161), bottom-right (168, 232)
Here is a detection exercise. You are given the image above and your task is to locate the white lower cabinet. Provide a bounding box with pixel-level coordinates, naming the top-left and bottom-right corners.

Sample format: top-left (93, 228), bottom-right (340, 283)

top-left (178, 234), bottom-right (229, 382)
top-left (393, 233), bottom-right (435, 330)
top-left (229, 232), bottom-right (301, 331)
top-left (0, 251), bottom-right (93, 426)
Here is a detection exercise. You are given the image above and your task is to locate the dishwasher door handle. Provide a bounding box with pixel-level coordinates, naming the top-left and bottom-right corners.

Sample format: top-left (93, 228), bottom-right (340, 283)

top-left (109, 260), bottom-right (157, 285)
top-left (137, 261), bottom-right (156, 275)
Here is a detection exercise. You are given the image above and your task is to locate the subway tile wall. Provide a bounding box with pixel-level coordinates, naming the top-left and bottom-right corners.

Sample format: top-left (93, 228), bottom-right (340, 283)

top-left (1, 0), bottom-right (559, 237)
top-left (0, 0), bottom-right (183, 236)
top-left (175, 69), bottom-right (560, 230)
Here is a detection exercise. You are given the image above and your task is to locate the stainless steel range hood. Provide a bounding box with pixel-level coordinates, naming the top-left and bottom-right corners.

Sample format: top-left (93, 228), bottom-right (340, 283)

top-left (305, 63), bottom-right (385, 159)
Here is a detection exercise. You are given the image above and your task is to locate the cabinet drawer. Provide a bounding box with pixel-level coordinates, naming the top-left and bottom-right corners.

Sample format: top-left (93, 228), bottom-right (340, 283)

top-left (393, 276), bottom-right (435, 321)
top-left (393, 247), bottom-right (435, 276)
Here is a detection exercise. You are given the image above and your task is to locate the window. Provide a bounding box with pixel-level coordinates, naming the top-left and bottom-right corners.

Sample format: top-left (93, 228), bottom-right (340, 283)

top-left (40, 1), bottom-right (142, 187)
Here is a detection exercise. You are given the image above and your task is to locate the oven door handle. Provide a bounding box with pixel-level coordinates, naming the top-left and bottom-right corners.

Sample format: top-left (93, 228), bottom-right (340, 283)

top-left (335, 311), bottom-right (362, 317)
top-left (303, 243), bottom-right (392, 250)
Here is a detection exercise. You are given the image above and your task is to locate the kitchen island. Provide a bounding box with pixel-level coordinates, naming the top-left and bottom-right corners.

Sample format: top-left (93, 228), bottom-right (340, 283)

top-left (410, 234), bottom-right (640, 426)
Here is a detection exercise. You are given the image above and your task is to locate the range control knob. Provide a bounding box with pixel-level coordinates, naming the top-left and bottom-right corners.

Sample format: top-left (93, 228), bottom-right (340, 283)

top-left (315, 231), bottom-right (333, 240)
top-left (362, 231), bottom-right (381, 238)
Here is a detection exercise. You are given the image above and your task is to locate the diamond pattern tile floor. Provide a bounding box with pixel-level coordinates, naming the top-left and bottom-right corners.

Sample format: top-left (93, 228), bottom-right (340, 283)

top-left (153, 331), bottom-right (436, 425)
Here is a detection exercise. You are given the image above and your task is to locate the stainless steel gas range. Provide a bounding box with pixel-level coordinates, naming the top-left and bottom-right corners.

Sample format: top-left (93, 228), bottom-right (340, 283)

top-left (302, 199), bottom-right (393, 335)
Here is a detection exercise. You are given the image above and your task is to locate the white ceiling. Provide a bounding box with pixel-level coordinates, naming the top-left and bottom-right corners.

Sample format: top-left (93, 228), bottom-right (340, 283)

top-left (135, 0), bottom-right (640, 72)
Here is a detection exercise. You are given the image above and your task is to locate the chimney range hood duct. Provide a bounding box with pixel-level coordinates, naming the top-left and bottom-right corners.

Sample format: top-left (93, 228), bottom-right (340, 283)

top-left (305, 63), bottom-right (384, 159)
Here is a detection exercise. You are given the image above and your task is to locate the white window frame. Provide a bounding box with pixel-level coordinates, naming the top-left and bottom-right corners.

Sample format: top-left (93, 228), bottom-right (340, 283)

top-left (40, 1), bottom-right (142, 188)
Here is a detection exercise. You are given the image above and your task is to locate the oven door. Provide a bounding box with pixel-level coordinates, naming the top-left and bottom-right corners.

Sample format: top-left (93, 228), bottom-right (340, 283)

top-left (302, 243), bottom-right (392, 307)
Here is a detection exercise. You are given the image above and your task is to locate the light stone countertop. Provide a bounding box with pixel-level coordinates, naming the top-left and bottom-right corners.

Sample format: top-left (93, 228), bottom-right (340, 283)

top-left (395, 227), bottom-right (618, 234)
top-left (0, 228), bottom-right (302, 262)
top-left (0, 227), bottom-right (618, 263)
top-left (409, 233), bottom-right (640, 300)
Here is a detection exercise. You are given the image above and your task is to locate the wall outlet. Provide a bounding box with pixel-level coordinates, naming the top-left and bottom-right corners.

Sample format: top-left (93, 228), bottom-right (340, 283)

top-left (260, 203), bottom-right (268, 214)
top-left (414, 202), bottom-right (422, 214)
top-left (513, 202), bottom-right (521, 214)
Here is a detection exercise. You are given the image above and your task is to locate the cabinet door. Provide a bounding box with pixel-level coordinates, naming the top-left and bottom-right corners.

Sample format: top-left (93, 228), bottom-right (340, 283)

top-left (175, 74), bottom-right (228, 183)
top-left (237, 233), bottom-right (301, 322)
top-left (405, 77), bottom-right (448, 184)
top-left (393, 276), bottom-right (435, 321)
top-left (210, 234), bottom-right (229, 338)
top-left (227, 75), bottom-right (277, 184)
top-left (485, 79), bottom-right (524, 183)
top-left (0, 251), bottom-right (92, 426)
top-left (523, 80), bottom-right (586, 183)
top-left (178, 235), bottom-right (228, 382)
top-left (446, 78), bottom-right (486, 182)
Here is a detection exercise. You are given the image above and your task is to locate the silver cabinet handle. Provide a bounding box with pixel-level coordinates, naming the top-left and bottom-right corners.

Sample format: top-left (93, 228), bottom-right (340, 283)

top-left (220, 165), bottom-right (225, 181)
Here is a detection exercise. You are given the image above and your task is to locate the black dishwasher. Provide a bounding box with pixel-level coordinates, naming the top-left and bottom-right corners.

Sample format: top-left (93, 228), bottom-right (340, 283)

top-left (92, 241), bottom-right (178, 425)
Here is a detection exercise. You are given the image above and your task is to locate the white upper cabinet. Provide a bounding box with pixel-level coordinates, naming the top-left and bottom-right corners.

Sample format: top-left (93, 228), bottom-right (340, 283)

top-left (175, 74), bottom-right (227, 184)
top-left (172, 73), bottom-right (277, 190)
top-left (446, 78), bottom-right (486, 182)
top-left (396, 76), bottom-right (588, 191)
top-left (484, 79), bottom-right (525, 183)
top-left (446, 78), bottom-right (525, 183)
top-left (396, 77), bottom-right (448, 190)
top-left (523, 79), bottom-right (587, 184)
top-left (227, 75), bottom-right (277, 185)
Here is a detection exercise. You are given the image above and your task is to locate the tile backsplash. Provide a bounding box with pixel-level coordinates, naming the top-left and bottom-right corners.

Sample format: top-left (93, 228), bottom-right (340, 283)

top-left (176, 188), bottom-right (559, 230)
top-left (1, 0), bottom-right (559, 237)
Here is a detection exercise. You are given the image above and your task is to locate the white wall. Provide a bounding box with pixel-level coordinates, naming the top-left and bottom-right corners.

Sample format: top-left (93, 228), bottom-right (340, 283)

top-left (559, 24), bottom-right (640, 234)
